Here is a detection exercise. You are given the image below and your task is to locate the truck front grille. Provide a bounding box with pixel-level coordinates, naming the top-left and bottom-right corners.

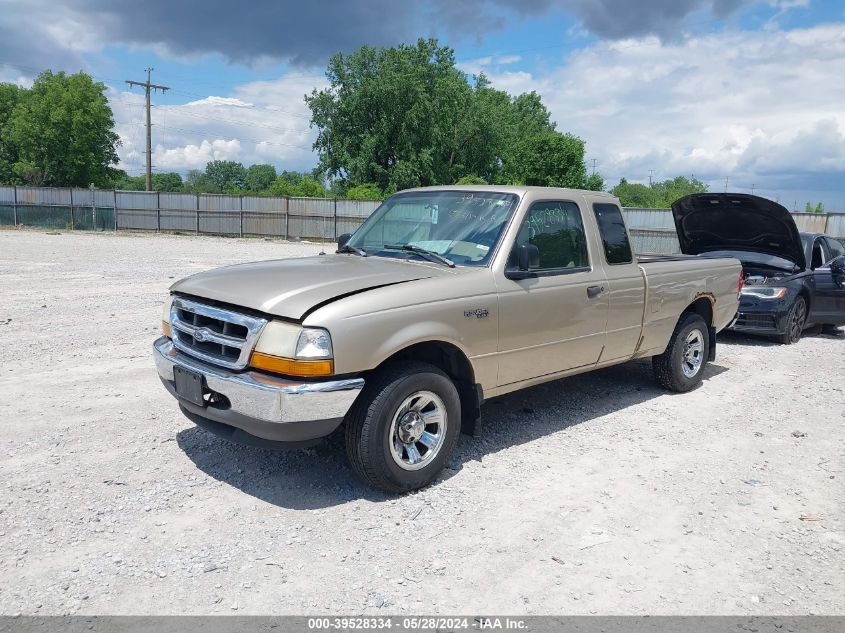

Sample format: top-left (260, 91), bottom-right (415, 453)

top-left (169, 297), bottom-right (267, 370)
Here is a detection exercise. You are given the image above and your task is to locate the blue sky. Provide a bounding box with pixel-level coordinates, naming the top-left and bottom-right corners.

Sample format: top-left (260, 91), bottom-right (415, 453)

top-left (1, 0), bottom-right (844, 209)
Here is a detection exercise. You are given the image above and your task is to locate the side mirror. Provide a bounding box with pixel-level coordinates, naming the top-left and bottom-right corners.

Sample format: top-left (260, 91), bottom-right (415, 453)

top-left (518, 243), bottom-right (540, 270)
top-left (337, 233), bottom-right (352, 249)
top-left (505, 244), bottom-right (540, 280)
top-left (830, 255), bottom-right (845, 273)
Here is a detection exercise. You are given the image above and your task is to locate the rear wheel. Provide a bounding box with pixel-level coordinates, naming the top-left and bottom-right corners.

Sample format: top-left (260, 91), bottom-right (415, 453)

top-left (777, 296), bottom-right (807, 345)
top-left (653, 312), bottom-right (710, 392)
top-left (344, 362), bottom-right (461, 493)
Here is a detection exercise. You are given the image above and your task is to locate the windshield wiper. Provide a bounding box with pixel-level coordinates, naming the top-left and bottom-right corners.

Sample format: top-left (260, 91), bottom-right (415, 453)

top-left (336, 244), bottom-right (367, 257)
top-left (384, 244), bottom-right (455, 268)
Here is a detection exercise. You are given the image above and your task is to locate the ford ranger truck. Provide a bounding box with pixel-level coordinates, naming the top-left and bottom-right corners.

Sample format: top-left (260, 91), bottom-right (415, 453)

top-left (154, 186), bottom-right (742, 492)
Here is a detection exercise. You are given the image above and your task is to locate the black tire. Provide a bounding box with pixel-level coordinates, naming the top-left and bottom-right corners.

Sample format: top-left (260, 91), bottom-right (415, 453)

top-left (652, 312), bottom-right (710, 392)
top-left (344, 361), bottom-right (461, 493)
top-left (776, 295), bottom-right (807, 345)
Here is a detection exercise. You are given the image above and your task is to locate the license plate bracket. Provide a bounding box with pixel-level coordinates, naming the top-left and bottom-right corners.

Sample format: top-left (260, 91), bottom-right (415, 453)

top-left (173, 366), bottom-right (205, 407)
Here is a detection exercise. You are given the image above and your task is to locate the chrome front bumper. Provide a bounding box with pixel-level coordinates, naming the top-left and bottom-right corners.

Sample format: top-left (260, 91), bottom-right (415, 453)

top-left (153, 337), bottom-right (364, 444)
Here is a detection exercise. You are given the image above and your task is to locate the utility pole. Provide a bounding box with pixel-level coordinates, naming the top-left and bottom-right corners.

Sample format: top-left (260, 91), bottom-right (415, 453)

top-left (751, 184), bottom-right (756, 195)
top-left (724, 176), bottom-right (729, 192)
top-left (590, 158), bottom-right (597, 175)
top-left (648, 169), bottom-right (654, 187)
top-left (126, 68), bottom-right (169, 191)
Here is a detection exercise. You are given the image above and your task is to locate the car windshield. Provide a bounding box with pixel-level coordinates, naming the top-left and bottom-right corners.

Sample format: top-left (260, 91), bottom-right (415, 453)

top-left (346, 190), bottom-right (519, 266)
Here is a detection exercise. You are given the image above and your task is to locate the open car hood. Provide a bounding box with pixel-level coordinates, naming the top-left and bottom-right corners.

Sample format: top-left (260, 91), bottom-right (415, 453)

top-left (671, 193), bottom-right (805, 269)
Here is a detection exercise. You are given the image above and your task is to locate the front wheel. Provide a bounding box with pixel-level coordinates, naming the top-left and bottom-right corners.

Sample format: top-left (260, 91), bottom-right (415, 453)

top-left (344, 362), bottom-right (461, 493)
top-left (652, 312), bottom-right (710, 392)
top-left (777, 296), bottom-right (807, 345)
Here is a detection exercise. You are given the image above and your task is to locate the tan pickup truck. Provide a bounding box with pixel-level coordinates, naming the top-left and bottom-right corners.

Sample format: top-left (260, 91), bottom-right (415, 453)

top-left (154, 186), bottom-right (741, 492)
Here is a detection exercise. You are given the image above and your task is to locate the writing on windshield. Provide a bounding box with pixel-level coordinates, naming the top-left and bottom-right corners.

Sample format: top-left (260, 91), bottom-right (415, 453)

top-left (347, 191), bottom-right (519, 267)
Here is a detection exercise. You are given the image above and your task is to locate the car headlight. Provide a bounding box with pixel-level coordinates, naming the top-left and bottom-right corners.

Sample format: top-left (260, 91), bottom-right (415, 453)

top-left (295, 328), bottom-right (333, 358)
top-left (741, 286), bottom-right (788, 299)
top-left (250, 321), bottom-right (334, 377)
top-left (162, 295), bottom-right (174, 337)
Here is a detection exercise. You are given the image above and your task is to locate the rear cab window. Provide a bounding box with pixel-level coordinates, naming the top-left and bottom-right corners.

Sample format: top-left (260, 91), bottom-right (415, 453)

top-left (592, 203), bottom-right (633, 264)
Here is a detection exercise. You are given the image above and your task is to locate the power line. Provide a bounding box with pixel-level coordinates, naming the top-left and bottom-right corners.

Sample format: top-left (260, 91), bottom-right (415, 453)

top-left (125, 68), bottom-right (170, 191)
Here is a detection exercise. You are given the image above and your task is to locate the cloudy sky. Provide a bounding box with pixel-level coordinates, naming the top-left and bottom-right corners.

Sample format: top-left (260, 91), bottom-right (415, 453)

top-left (1, 0), bottom-right (844, 208)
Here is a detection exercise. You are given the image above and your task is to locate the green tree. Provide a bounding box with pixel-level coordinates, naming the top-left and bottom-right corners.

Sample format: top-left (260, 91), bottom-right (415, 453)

top-left (805, 201), bottom-right (824, 214)
top-left (455, 175), bottom-right (487, 185)
top-left (344, 183), bottom-right (383, 200)
top-left (112, 173), bottom-right (146, 190)
top-left (183, 169), bottom-right (214, 193)
top-left (306, 39), bottom-right (592, 194)
top-left (650, 176), bottom-right (708, 207)
top-left (0, 83), bottom-right (24, 184)
top-left (268, 170), bottom-right (328, 197)
top-left (611, 176), bottom-right (708, 208)
top-left (244, 163), bottom-right (277, 192)
top-left (5, 71), bottom-right (119, 186)
top-left (585, 173), bottom-right (605, 191)
top-left (611, 178), bottom-right (657, 207)
top-left (204, 160), bottom-right (246, 192)
top-left (501, 131), bottom-right (587, 188)
top-left (152, 172), bottom-right (183, 192)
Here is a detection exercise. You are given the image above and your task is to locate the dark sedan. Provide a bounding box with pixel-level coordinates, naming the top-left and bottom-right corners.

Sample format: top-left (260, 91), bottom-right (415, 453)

top-left (672, 194), bottom-right (845, 344)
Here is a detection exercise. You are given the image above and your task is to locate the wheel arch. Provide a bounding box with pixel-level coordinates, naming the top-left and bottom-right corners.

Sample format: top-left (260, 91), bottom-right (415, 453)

top-left (682, 296), bottom-right (716, 361)
top-left (371, 340), bottom-right (482, 436)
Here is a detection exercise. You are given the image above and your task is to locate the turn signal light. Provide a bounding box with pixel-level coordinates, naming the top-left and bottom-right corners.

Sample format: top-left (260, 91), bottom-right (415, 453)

top-left (162, 320), bottom-right (172, 338)
top-left (249, 352), bottom-right (334, 377)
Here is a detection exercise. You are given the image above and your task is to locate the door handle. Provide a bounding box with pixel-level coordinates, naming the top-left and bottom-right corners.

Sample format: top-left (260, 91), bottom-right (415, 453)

top-left (587, 285), bottom-right (605, 298)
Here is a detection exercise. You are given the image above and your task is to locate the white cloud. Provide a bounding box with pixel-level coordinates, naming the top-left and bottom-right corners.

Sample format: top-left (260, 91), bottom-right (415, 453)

top-left (110, 71), bottom-right (326, 175)
top-left (154, 140), bottom-right (243, 170)
top-left (479, 23), bottom-right (845, 206)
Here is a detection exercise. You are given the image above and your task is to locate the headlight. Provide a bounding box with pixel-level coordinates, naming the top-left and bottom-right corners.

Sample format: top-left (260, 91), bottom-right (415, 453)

top-left (741, 286), bottom-right (788, 299)
top-left (250, 322), bottom-right (334, 377)
top-left (295, 328), bottom-right (333, 359)
top-left (162, 295), bottom-right (174, 337)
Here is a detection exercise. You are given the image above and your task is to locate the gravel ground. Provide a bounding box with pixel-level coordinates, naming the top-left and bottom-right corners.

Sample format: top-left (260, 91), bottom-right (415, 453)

top-left (1, 228), bottom-right (843, 616)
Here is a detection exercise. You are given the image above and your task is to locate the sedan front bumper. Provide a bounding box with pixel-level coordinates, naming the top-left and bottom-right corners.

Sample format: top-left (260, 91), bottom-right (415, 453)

top-left (153, 337), bottom-right (364, 446)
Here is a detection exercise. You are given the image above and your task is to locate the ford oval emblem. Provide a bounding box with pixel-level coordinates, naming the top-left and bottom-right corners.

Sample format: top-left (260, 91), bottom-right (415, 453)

top-left (193, 328), bottom-right (211, 343)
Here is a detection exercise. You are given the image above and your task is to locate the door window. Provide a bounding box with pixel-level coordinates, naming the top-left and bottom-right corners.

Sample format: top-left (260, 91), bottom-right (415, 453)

top-left (510, 201), bottom-right (589, 272)
top-left (824, 237), bottom-right (845, 261)
top-left (592, 203), bottom-right (633, 264)
top-left (811, 239), bottom-right (828, 269)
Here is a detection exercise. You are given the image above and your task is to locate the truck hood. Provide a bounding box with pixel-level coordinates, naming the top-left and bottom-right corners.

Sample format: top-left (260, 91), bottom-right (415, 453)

top-left (171, 255), bottom-right (451, 320)
top-left (671, 193), bottom-right (805, 269)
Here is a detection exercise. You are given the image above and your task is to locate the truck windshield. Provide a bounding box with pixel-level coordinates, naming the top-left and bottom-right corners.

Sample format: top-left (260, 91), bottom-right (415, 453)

top-left (346, 190), bottom-right (519, 267)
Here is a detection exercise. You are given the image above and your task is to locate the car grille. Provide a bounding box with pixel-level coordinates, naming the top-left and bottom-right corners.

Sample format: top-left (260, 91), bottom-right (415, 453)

top-left (734, 312), bottom-right (777, 330)
top-left (169, 297), bottom-right (267, 370)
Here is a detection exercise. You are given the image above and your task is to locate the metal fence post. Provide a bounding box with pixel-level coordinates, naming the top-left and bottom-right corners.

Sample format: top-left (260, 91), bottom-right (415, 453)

top-left (69, 188), bottom-right (74, 230)
top-left (196, 193), bottom-right (200, 234)
top-left (12, 185), bottom-right (17, 226)
top-left (333, 197), bottom-right (338, 240)
top-left (90, 185), bottom-right (96, 230)
top-left (156, 191), bottom-right (161, 232)
top-left (239, 195), bottom-right (243, 238)
top-left (113, 189), bottom-right (118, 231)
top-left (284, 196), bottom-right (289, 240)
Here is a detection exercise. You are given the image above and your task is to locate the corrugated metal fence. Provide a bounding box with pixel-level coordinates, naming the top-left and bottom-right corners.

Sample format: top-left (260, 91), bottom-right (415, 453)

top-left (0, 186), bottom-right (842, 253)
top-left (0, 186), bottom-right (381, 241)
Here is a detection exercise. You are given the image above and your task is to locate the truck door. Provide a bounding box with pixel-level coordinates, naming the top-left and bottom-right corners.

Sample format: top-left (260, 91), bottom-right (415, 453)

top-left (591, 202), bottom-right (646, 361)
top-left (496, 199), bottom-right (609, 386)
